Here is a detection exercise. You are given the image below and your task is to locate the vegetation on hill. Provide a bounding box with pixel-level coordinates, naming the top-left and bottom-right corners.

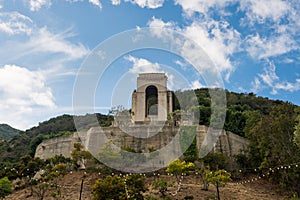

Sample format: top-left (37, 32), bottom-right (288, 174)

top-left (174, 88), bottom-right (289, 136)
top-left (0, 124), bottom-right (21, 140)
top-left (0, 89), bottom-right (300, 198)
top-left (174, 88), bottom-right (300, 195)
top-left (0, 89), bottom-right (293, 164)
top-left (0, 114), bottom-right (113, 163)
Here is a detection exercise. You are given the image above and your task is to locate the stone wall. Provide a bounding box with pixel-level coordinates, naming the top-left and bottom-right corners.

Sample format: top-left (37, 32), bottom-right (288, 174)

top-left (35, 134), bottom-right (80, 160)
top-left (35, 125), bottom-right (248, 160)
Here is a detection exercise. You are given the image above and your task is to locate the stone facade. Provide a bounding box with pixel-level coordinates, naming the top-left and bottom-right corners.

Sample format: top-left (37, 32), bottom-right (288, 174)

top-left (35, 125), bottom-right (248, 160)
top-left (131, 73), bottom-right (173, 123)
top-left (35, 134), bottom-right (79, 160)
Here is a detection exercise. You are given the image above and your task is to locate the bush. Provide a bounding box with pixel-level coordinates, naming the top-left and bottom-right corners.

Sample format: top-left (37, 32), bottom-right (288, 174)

top-left (126, 174), bottom-right (147, 200)
top-left (92, 175), bottom-right (126, 200)
top-left (0, 177), bottom-right (13, 198)
top-left (153, 179), bottom-right (169, 197)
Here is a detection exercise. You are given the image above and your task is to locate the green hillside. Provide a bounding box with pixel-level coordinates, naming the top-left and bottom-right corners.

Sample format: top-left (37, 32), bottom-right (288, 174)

top-left (0, 88), bottom-right (297, 163)
top-left (0, 113), bottom-right (113, 162)
top-left (1, 89), bottom-right (299, 163)
top-left (0, 124), bottom-right (21, 140)
top-left (0, 89), bottom-right (300, 197)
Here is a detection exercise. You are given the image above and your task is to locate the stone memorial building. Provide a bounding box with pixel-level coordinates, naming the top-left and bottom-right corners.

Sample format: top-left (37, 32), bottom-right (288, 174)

top-left (131, 73), bottom-right (173, 123)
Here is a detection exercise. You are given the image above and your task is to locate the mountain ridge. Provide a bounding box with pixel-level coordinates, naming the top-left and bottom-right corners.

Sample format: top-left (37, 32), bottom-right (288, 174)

top-left (0, 124), bottom-right (21, 140)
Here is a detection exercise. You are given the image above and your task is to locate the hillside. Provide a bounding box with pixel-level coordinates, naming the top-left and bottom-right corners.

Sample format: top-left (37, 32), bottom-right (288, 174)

top-left (0, 114), bottom-right (113, 162)
top-left (0, 89), bottom-right (298, 163)
top-left (0, 124), bottom-right (21, 140)
top-left (0, 89), bottom-right (299, 199)
top-left (0, 89), bottom-right (299, 163)
top-left (3, 171), bottom-right (288, 200)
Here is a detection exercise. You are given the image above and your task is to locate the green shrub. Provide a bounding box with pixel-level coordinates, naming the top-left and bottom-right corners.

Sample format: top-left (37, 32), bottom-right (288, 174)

top-left (0, 177), bottom-right (13, 198)
top-left (126, 174), bottom-right (147, 200)
top-left (92, 175), bottom-right (126, 200)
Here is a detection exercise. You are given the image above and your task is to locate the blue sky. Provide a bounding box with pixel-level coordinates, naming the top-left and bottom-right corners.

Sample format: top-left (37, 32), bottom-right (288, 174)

top-left (0, 0), bottom-right (299, 130)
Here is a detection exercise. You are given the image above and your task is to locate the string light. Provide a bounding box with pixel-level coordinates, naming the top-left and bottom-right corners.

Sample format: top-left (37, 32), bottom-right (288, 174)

top-left (232, 162), bottom-right (300, 185)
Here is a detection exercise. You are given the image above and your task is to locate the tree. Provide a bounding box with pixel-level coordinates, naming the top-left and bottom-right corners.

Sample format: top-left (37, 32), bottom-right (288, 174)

top-left (202, 152), bottom-right (228, 171)
top-left (180, 126), bottom-right (198, 163)
top-left (92, 175), bottom-right (126, 200)
top-left (245, 103), bottom-right (300, 194)
top-left (45, 163), bottom-right (67, 181)
top-left (194, 161), bottom-right (209, 190)
top-left (47, 163), bottom-right (66, 198)
top-left (31, 163), bottom-right (67, 200)
top-left (153, 178), bottom-right (169, 197)
top-left (30, 181), bottom-right (49, 200)
top-left (17, 155), bottom-right (45, 178)
top-left (125, 174), bottom-right (147, 200)
top-left (294, 114), bottom-right (300, 148)
top-left (46, 155), bottom-right (71, 166)
top-left (0, 177), bottom-right (12, 198)
top-left (29, 134), bottom-right (45, 156)
top-left (71, 143), bottom-right (92, 169)
top-left (166, 159), bottom-right (194, 185)
top-left (108, 105), bottom-right (127, 116)
top-left (206, 169), bottom-right (231, 200)
top-left (224, 107), bottom-right (247, 136)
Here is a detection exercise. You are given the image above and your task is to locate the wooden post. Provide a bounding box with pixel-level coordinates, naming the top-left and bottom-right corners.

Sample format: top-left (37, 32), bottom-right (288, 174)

top-left (79, 177), bottom-right (84, 200)
top-left (216, 181), bottom-right (220, 200)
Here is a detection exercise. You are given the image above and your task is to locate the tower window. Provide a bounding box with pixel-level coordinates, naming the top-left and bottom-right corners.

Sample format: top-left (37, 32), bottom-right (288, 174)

top-left (145, 85), bottom-right (158, 116)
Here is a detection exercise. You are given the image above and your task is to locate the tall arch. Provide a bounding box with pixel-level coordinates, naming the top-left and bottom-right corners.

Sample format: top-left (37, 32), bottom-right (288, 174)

top-left (131, 73), bottom-right (172, 122)
top-left (145, 85), bottom-right (158, 116)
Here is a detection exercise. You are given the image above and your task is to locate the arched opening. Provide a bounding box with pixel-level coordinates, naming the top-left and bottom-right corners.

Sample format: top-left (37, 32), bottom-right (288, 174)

top-left (145, 85), bottom-right (158, 116)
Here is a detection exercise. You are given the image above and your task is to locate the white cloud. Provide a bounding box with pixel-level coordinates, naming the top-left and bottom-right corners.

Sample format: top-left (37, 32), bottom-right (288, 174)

top-left (258, 61), bottom-right (279, 87)
top-left (124, 0), bottom-right (164, 9)
top-left (29, 27), bottom-right (89, 60)
top-left (148, 17), bottom-right (241, 81)
top-left (174, 60), bottom-right (188, 69)
top-left (0, 24), bottom-right (89, 65)
top-left (174, 0), bottom-right (232, 17)
top-left (238, 0), bottom-right (300, 62)
top-left (246, 34), bottom-right (297, 59)
top-left (190, 80), bottom-right (204, 89)
top-left (250, 77), bottom-right (262, 93)
top-left (166, 73), bottom-right (175, 89)
top-left (174, 0), bottom-right (299, 65)
top-left (282, 58), bottom-right (294, 64)
top-left (240, 0), bottom-right (290, 24)
top-left (275, 79), bottom-right (300, 92)
top-left (125, 55), bottom-right (162, 74)
top-left (88, 0), bottom-right (102, 9)
top-left (111, 0), bottom-right (121, 5)
top-left (147, 17), bottom-right (176, 38)
top-left (124, 55), bottom-right (181, 90)
top-left (0, 65), bottom-right (55, 107)
top-left (29, 0), bottom-right (51, 11)
top-left (0, 12), bottom-right (33, 35)
top-left (183, 20), bottom-right (240, 79)
top-left (252, 61), bottom-right (300, 95)
top-left (0, 12), bottom-right (89, 129)
top-left (0, 65), bottom-right (55, 129)
top-left (28, 0), bottom-right (102, 11)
